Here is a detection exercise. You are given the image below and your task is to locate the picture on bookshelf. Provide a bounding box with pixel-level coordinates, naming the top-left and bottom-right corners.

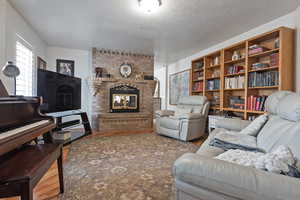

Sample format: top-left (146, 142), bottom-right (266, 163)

top-left (169, 69), bottom-right (190, 105)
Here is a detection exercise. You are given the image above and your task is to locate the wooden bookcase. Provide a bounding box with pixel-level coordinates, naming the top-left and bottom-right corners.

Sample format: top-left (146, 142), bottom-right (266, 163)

top-left (190, 27), bottom-right (294, 120)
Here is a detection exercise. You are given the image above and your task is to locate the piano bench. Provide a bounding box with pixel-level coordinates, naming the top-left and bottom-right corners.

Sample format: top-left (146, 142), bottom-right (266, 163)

top-left (0, 144), bottom-right (64, 200)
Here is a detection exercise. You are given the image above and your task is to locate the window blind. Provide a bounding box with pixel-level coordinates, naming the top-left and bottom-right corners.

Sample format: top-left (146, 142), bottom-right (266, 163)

top-left (16, 38), bottom-right (34, 96)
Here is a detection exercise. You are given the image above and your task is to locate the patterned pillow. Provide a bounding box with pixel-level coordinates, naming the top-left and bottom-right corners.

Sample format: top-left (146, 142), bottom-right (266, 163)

top-left (240, 114), bottom-right (268, 136)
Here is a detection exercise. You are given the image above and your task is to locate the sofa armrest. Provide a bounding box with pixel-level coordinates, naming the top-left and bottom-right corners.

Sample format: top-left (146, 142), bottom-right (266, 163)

top-left (173, 153), bottom-right (300, 200)
top-left (155, 110), bottom-right (174, 117)
top-left (176, 113), bottom-right (203, 120)
top-left (215, 118), bottom-right (251, 131)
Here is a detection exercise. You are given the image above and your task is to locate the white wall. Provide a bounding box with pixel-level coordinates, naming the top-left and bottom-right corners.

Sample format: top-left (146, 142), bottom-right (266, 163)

top-left (0, 0), bottom-right (47, 94)
top-left (159, 11), bottom-right (298, 110)
top-left (154, 65), bottom-right (167, 109)
top-left (46, 47), bottom-right (92, 118)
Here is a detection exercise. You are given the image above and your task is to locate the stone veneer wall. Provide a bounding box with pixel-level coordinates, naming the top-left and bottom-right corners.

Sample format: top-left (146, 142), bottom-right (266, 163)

top-left (92, 48), bottom-right (154, 133)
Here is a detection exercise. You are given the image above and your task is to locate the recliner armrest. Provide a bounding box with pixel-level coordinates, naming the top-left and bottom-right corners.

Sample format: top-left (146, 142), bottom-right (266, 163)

top-left (155, 110), bottom-right (175, 117)
top-left (215, 118), bottom-right (251, 131)
top-left (173, 153), bottom-right (300, 200)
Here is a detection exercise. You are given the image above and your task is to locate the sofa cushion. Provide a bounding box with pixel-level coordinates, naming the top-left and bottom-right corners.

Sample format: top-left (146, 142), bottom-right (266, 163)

top-left (265, 91), bottom-right (292, 114)
top-left (240, 114), bottom-right (268, 136)
top-left (278, 93), bottom-right (300, 122)
top-left (159, 117), bottom-right (180, 130)
top-left (257, 115), bottom-right (300, 164)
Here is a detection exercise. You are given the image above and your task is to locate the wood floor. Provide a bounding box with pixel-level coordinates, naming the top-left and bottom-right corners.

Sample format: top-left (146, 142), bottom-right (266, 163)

top-left (0, 129), bottom-right (206, 200)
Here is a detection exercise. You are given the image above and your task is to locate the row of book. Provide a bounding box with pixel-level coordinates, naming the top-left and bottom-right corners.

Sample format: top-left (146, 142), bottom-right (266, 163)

top-left (228, 96), bottom-right (245, 109)
top-left (249, 44), bottom-right (269, 55)
top-left (246, 95), bottom-right (268, 111)
top-left (248, 71), bottom-right (279, 87)
top-left (192, 81), bottom-right (204, 92)
top-left (206, 79), bottom-right (220, 90)
top-left (225, 76), bottom-right (245, 89)
top-left (226, 65), bottom-right (244, 75)
top-left (250, 53), bottom-right (279, 70)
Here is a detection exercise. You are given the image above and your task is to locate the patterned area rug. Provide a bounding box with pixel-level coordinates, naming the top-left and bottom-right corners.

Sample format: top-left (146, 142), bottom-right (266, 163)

top-left (59, 133), bottom-right (198, 200)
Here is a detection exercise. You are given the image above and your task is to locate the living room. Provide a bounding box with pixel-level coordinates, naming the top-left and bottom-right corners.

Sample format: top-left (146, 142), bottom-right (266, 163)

top-left (1, 0), bottom-right (300, 200)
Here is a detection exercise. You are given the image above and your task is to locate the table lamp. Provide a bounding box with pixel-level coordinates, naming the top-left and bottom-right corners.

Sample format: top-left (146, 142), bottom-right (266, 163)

top-left (2, 61), bottom-right (20, 95)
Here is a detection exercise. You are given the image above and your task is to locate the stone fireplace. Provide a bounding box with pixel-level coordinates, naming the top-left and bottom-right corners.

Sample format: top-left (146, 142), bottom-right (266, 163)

top-left (91, 48), bottom-right (155, 133)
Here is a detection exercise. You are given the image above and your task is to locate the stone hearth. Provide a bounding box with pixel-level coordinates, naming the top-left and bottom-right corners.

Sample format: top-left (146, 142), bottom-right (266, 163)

top-left (91, 48), bottom-right (155, 133)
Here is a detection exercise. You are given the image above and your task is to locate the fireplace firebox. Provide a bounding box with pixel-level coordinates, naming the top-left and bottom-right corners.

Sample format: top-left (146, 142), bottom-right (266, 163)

top-left (110, 85), bottom-right (139, 113)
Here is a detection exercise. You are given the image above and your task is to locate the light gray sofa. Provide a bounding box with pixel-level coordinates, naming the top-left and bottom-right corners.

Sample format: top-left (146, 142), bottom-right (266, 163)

top-left (155, 96), bottom-right (210, 141)
top-left (173, 91), bottom-right (300, 200)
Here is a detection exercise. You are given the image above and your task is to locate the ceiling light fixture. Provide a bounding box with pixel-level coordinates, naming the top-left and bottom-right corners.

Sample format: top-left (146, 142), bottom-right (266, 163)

top-left (138, 0), bottom-right (162, 13)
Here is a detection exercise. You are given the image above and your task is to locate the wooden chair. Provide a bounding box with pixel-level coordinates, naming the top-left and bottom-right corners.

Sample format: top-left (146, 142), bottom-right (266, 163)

top-left (0, 144), bottom-right (64, 200)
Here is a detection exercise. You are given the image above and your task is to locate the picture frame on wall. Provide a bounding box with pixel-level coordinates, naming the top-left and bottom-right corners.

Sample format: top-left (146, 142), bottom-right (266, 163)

top-left (56, 59), bottom-right (74, 76)
top-left (37, 56), bottom-right (47, 70)
top-left (169, 69), bottom-right (190, 105)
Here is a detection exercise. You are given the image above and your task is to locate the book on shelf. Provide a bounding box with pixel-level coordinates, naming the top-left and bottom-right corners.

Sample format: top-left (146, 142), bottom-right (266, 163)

top-left (249, 44), bottom-right (270, 55)
top-left (248, 70), bottom-right (279, 87)
top-left (225, 76), bottom-right (245, 89)
top-left (206, 79), bottom-right (220, 90)
top-left (247, 95), bottom-right (267, 111)
top-left (228, 96), bottom-right (245, 109)
top-left (250, 53), bottom-right (279, 70)
top-left (226, 65), bottom-right (244, 75)
top-left (193, 81), bottom-right (204, 92)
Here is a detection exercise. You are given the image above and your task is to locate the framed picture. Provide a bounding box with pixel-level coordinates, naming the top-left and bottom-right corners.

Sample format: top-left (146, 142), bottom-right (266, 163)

top-left (169, 69), bottom-right (190, 105)
top-left (56, 59), bottom-right (74, 76)
top-left (37, 56), bottom-right (47, 69)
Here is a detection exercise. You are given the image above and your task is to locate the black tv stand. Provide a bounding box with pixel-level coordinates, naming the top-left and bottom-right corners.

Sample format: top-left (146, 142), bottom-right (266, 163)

top-left (47, 110), bottom-right (92, 145)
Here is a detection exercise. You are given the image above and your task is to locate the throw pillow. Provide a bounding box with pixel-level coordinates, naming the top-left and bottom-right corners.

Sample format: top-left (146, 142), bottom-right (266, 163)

top-left (215, 145), bottom-right (300, 177)
top-left (239, 114), bottom-right (268, 136)
top-left (175, 107), bottom-right (192, 116)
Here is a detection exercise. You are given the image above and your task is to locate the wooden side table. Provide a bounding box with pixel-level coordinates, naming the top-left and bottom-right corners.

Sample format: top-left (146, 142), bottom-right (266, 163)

top-left (208, 115), bottom-right (227, 134)
top-left (0, 144), bottom-right (64, 200)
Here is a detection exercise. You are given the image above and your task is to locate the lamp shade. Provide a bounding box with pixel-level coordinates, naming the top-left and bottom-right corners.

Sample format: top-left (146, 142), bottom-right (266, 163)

top-left (2, 61), bottom-right (20, 78)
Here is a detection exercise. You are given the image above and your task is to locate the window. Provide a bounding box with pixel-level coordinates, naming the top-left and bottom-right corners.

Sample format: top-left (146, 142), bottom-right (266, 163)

top-left (15, 37), bottom-right (34, 96)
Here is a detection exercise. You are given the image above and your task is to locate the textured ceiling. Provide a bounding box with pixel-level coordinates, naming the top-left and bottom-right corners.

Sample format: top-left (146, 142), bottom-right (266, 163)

top-left (9, 0), bottom-right (300, 64)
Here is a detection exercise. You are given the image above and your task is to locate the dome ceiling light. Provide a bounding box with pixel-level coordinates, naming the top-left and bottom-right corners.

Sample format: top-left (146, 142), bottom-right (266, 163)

top-left (138, 0), bottom-right (162, 13)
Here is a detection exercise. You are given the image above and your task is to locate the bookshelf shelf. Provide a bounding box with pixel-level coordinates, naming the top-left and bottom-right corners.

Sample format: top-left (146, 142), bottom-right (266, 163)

top-left (248, 48), bottom-right (280, 58)
top-left (206, 76), bottom-right (220, 80)
top-left (246, 110), bottom-right (265, 114)
top-left (192, 90), bottom-right (203, 93)
top-left (190, 27), bottom-right (294, 120)
top-left (248, 86), bottom-right (279, 90)
top-left (193, 68), bottom-right (204, 72)
top-left (224, 58), bottom-right (245, 65)
top-left (224, 72), bottom-right (245, 77)
top-left (206, 64), bottom-right (221, 69)
top-left (224, 88), bottom-right (245, 91)
top-left (249, 66), bottom-right (278, 73)
top-left (206, 89), bottom-right (220, 92)
top-left (192, 79), bottom-right (203, 82)
top-left (223, 108), bottom-right (245, 113)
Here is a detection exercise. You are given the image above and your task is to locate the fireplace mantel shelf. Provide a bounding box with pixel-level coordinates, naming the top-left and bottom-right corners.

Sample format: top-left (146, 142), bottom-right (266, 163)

top-left (89, 77), bottom-right (156, 96)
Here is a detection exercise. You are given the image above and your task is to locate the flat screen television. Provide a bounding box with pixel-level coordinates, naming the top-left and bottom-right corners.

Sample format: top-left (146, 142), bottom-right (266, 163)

top-left (37, 69), bottom-right (81, 113)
